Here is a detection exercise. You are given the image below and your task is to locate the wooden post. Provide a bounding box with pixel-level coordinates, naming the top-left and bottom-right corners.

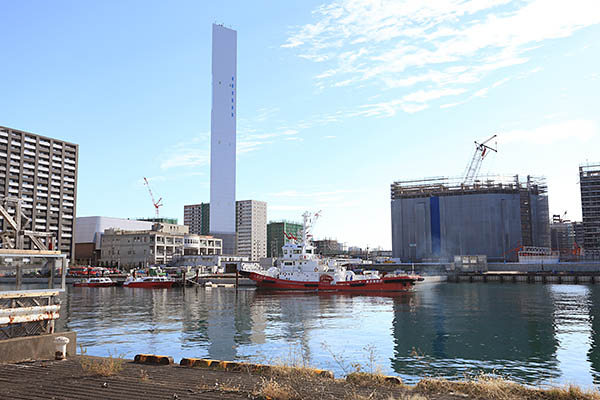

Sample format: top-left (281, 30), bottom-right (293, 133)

top-left (15, 264), bottom-right (22, 290)
top-left (61, 257), bottom-right (67, 290)
top-left (182, 271), bottom-right (186, 288)
top-left (236, 269), bottom-right (239, 289)
top-left (48, 260), bottom-right (55, 289)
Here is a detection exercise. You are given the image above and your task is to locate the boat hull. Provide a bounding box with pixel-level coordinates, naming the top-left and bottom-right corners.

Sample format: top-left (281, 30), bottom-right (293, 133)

top-left (249, 272), bottom-right (419, 292)
top-left (123, 281), bottom-right (174, 289)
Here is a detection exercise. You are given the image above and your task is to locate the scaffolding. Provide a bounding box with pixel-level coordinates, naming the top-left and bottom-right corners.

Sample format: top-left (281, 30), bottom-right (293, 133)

top-left (391, 174), bottom-right (547, 200)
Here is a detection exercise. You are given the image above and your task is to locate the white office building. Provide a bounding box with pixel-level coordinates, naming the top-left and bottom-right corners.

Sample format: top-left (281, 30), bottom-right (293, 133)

top-left (236, 200), bottom-right (267, 260)
top-left (209, 23), bottom-right (237, 255)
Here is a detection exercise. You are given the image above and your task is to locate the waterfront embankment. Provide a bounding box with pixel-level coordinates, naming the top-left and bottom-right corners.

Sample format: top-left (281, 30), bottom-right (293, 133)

top-left (2, 355), bottom-right (599, 400)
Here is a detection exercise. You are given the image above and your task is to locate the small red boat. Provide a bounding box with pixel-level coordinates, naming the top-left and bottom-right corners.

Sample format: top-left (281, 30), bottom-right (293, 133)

top-left (123, 276), bottom-right (174, 289)
top-left (73, 277), bottom-right (116, 287)
top-left (242, 211), bottom-right (423, 292)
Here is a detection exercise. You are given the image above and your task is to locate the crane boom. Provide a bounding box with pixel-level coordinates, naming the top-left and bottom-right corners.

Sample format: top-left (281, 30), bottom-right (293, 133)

top-left (143, 177), bottom-right (163, 219)
top-left (462, 134), bottom-right (498, 185)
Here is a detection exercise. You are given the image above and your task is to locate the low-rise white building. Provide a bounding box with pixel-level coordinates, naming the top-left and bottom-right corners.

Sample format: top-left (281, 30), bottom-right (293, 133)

top-left (184, 234), bottom-right (222, 255)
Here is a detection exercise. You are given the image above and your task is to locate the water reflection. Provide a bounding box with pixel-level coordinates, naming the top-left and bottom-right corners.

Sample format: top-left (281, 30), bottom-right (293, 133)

top-left (19, 282), bottom-right (600, 387)
top-left (391, 284), bottom-right (560, 383)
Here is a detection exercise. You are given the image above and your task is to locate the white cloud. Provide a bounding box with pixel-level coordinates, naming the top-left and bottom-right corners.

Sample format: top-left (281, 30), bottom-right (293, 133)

top-left (403, 88), bottom-right (467, 103)
top-left (160, 132), bottom-right (210, 169)
top-left (498, 119), bottom-right (598, 145)
top-left (283, 0), bottom-right (600, 111)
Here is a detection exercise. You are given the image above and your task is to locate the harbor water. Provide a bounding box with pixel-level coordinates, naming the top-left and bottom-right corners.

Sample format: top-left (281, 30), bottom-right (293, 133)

top-left (8, 281), bottom-right (600, 387)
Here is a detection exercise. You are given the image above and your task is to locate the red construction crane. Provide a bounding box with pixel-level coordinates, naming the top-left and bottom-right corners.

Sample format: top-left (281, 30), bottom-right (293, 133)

top-left (143, 177), bottom-right (163, 219)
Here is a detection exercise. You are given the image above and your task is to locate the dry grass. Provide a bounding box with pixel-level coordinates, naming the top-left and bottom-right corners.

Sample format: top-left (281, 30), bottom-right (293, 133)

top-left (415, 375), bottom-right (600, 400)
top-left (259, 378), bottom-right (299, 400)
top-left (139, 369), bottom-right (149, 381)
top-left (78, 347), bottom-right (125, 377)
top-left (346, 371), bottom-right (400, 387)
top-left (346, 391), bottom-right (427, 400)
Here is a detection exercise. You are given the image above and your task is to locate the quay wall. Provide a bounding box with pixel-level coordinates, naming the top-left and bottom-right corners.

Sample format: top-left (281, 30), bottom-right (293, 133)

top-left (488, 262), bottom-right (600, 272)
top-left (0, 331), bottom-right (77, 363)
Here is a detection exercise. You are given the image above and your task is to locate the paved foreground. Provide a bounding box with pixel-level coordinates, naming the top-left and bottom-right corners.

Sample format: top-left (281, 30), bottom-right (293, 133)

top-left (0, 356), bottom-right (421, 400)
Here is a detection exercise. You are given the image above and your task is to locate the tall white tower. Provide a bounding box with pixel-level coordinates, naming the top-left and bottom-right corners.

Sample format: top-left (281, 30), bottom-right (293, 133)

top-left (210, 24), bottom-right (237, 254)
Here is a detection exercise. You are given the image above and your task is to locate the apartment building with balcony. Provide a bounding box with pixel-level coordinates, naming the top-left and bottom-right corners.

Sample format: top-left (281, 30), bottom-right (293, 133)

top-left (0, 126), bottom-right (78, 258)
top-left (183, 203), bottom-right (210, 235)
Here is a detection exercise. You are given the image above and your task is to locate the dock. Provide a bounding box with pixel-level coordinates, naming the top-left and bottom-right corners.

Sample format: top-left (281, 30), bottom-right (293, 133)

top-left (449, 271), bottom-right (600, 284)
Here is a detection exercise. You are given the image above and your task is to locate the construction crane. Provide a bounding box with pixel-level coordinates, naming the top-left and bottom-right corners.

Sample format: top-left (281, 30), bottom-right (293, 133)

top-left (143, 177), bottom-right (163, 219)
top-left (463, 134), bottom-right (498, 185)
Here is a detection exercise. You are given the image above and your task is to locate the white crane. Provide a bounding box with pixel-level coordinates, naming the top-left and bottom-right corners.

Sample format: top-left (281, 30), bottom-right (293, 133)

top-left (463, 135), bottom-right (498, 185)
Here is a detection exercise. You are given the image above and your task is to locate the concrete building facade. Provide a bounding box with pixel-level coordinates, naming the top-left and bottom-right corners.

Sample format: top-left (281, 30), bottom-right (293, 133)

top-left (98, 224), bottom-right (219, 268)
top-left (313, 239), bottom-right (345, 256)
top-left (580, 163), bottom-right (600, 252)
top-left (0, 126), bottom-right (78, 258)
top-left (236, 200), bottom-right (267, 260)
top-left (100, 228), bottom-right (184, 268)
top-left (75, 216), bottom-right (153, 265)
top-left (210, 24), bottom-right (237, 255)
top-left (76, 216), bottom-right (190, 266)
top-left (266, 221), bottom-right (302, 257)
top-left (391, 176), bottom-right (550, 262)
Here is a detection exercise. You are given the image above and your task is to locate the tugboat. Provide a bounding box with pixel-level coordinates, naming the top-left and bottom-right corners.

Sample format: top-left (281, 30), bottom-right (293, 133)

top-left (242, 212), bottom-right (423, 292)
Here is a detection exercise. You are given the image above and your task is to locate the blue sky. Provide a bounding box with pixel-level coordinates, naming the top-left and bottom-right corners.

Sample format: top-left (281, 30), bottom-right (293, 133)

top-left (1, 0), bottom-right (599, 249)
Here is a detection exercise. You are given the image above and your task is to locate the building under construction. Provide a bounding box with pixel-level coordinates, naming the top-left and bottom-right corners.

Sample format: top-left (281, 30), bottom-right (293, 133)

top-left (580, 163), bottom-right (600, 252)
top-left (391, 175), bottom-right (550, 262)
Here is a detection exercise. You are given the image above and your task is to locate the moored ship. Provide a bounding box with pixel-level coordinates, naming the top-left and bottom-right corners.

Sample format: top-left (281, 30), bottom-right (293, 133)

top-left (243, 212), bottom-right (423, 292)
top-left (123, 275), bottom-right (174, 288)
top-left (73, 277), bottom-right (116, 287)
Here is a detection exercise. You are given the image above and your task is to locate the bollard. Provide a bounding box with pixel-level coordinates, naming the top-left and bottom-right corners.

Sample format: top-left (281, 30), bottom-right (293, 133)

top-left (54, 336), bottom-right (70, 360)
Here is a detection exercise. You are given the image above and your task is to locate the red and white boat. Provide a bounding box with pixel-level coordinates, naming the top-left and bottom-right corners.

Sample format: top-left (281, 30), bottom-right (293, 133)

top-left (243, 212), bottom-right (423, 292)
top-left (73, 277), bottom-right (116, 287)
top-left (123, 275), bottom-right (174, 289)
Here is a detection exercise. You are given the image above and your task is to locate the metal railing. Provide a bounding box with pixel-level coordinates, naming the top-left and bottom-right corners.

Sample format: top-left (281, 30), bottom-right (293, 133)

top-left (0, 289), bottom-right (60, 339)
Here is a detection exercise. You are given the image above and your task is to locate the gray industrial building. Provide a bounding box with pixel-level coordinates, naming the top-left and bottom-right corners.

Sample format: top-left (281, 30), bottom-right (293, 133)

top-left (391, 175), bottom-right (550, 262)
